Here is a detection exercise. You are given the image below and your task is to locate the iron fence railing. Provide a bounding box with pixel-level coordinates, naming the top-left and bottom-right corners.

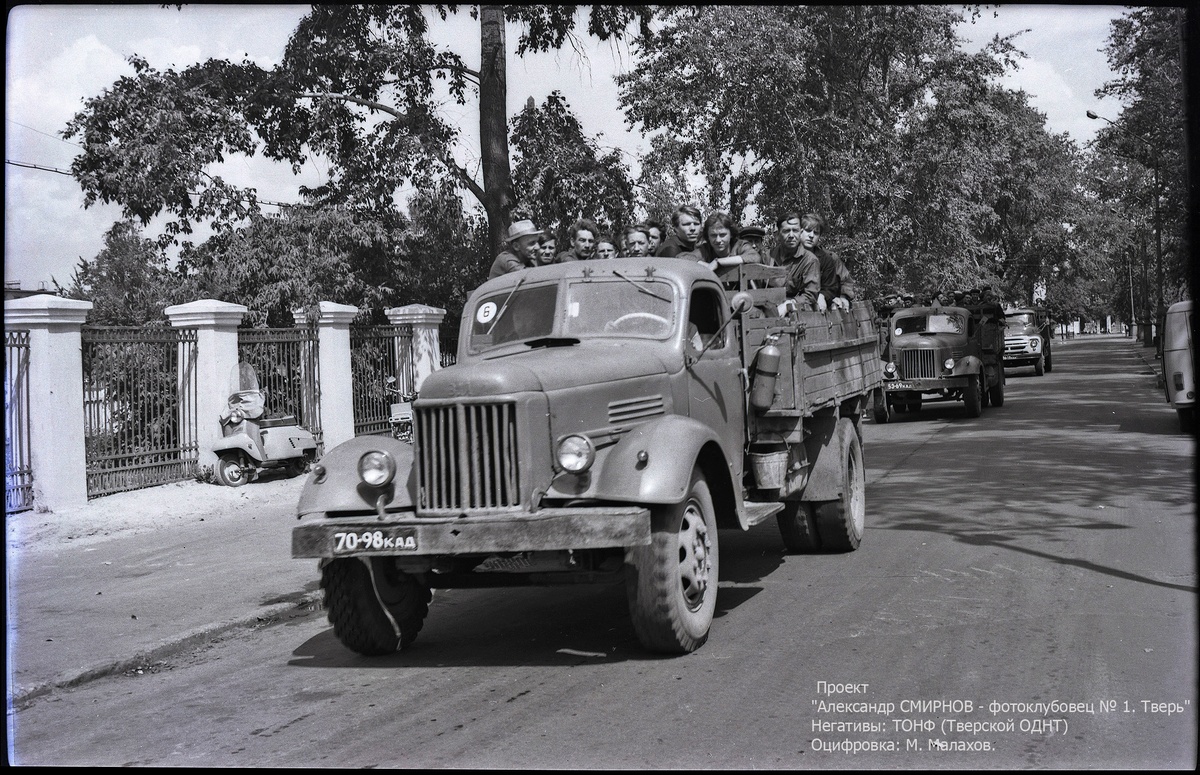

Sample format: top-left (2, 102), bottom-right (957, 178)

top-left (350, 325), bottom-right (414, 436)
top-left (5, 330), bottom-right (33, 513)
top-left (81, 326), bottom-right (200, 498)
top-left (238, 325), bottom-right (322, 452)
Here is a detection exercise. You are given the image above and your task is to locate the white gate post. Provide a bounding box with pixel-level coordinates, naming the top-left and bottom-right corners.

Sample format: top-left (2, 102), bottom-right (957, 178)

top-left (295, 301), bottom-right (358, 451)
top-left (387, 304), bottom-right (447, 392)
top-left (4, 295), bottom-right (93, 510)
top-left (165, 299), bottom-right (247, 470)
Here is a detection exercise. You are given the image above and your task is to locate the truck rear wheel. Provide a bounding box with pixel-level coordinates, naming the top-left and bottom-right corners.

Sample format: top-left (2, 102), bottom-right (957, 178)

top-left (1044, 343), bottom-right (1053, 372)
top-left (321, 557), bottom-right (432, 655)
top-left (626, 469), bottom-right (719, 653)
top-left (814, 418), bottom-right (865, 552)
top-left (964, 374), bottom-right (983, 417)
top-left (777, 501), bottom-right (821, 552)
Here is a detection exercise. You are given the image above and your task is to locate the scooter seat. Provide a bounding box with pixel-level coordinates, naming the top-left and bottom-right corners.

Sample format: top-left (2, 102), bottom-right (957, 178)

top-left (259, 415), bottom-right (299, 428)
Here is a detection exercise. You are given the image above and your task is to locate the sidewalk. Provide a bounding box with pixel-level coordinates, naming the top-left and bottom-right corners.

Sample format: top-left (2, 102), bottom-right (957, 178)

top-left (3, 335), bottom-right (1169, 709)
top-left (6, 471), bottom-right (317, 708)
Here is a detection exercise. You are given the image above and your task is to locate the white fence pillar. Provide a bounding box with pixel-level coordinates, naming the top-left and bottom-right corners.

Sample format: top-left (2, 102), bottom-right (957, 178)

top-left (295, 301), bottom-right (358, 451)
top-left (165, 299), bottom-right (247, 469)
top-left (387, 304), bottom-right (447, 392)
top-left (4, 295), bottom-right (93, 510)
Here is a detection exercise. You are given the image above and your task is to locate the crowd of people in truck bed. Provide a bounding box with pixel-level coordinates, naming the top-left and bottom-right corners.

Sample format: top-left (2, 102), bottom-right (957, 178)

top-left (488, 206), bottom-right (856, 314)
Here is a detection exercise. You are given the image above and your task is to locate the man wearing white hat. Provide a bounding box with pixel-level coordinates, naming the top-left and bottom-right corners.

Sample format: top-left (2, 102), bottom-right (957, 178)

top-left (488, 219), bottom-right (544, 279)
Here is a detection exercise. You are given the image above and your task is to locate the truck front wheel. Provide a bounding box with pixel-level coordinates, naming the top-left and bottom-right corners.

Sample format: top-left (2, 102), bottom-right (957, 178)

top-left (872, 389), bottom-right (891, 424)
top-left (626, 469), bottom-right (719, 653)
top-left (813, 418), bottom-right (866, 552)
top-left (321, 557), bottom-right (432, 656)
top-left (1034, 355), bottom-right (1045, 376)
top-left (964, 374), bottom-right (983, 417)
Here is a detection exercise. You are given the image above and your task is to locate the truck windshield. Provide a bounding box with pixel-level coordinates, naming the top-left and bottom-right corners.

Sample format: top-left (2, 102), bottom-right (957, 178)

top-left (467, 277), bottom-right (678, 353)
top-left (562, 278), bottom-right (676, 339)
top-left (1007, 313), bottom-right (1035, 328)
top-left (894, 312), bottom-right (964, 336)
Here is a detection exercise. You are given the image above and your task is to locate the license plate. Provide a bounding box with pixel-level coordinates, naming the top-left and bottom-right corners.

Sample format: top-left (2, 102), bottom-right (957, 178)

top-left (332, 527), bottom-right (418, 554)
top-left (888, 381), bottom-right (915, 390)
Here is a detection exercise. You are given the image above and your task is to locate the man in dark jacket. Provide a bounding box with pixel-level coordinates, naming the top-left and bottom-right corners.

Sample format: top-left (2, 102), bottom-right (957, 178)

top-left (801, 213), bottom-right (857, 311)
top-left (769, 212), bottom-right (821, 313)
top-left (554, 219), bottom-right (600, 263)
top-left (656, 205), bottom-right (703, 257)
top-left (487, 220), bottom-right (544, 279)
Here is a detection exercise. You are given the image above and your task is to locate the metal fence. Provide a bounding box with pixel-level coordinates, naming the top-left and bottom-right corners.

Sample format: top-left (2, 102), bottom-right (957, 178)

top-left (350, 325), bottom-right (413, 436)
top-left (81, 327), bottom-right (200, 498)
top-left (5, 330), bottom-right (33, 513)
top-left (238, 326), bottom-right (322, 451)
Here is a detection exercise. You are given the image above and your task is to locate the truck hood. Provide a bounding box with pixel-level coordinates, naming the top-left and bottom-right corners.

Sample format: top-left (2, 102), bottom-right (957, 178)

top-left (420, 342), bottom-right (677, 398)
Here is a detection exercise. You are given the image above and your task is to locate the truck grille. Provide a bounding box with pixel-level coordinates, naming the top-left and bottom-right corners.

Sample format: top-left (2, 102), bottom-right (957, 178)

top-left (415, 402), bottom-right (521, 513)
top-left (900, 349), bottom-right (938, 379)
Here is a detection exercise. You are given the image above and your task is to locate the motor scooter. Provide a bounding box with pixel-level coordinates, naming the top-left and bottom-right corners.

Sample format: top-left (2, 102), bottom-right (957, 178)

top-left (385, 376), bottom-right (417, 443)
top-left (212, 362), bottom-right (318, 486)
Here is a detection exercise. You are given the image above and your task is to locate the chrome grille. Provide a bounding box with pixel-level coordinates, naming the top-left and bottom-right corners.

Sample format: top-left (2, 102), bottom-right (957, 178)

top-left (607, 395), bottom-right (665, 424)
top-left (415, 402), bottom-right (521, 513)
top-left (900, 349), bottom-right (938, 379)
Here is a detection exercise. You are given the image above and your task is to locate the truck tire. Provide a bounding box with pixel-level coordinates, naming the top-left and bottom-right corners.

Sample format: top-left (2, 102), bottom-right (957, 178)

top-left (964, 374), bottom-right (983, 418)
top-left (814, 418), bottom-right (865, 552)
top-left (872, 389), bottom-right (891, 424)
top-left (322, 557), bottom-right (432, 656)
top-left (1044, 344), bottom-right (1053, 372)
top-left (777, 501), bottom-right (821, 552)
top-left (1034, 355), bottom-right (1045, 376)
top-left (215, 452), bottom-right (250, 487)
top-left (989, 368), bottom-right (1005, 407)
top-left (625, 469), bottom-right (719, 653)
top-left (1178, 407), bottom-right (1195, 434)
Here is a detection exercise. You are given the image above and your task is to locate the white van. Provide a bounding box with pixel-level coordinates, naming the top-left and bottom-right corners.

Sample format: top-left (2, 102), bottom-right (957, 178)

top-left (1162, 299), bottom-right (1194, 433)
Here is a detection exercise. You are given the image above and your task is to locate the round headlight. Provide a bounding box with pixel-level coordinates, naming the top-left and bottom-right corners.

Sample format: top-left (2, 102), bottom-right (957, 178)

top-left (944, 358), bottom-right (956, 370)
top-left (1030, 338), bottom-right (1040, 351)
top-left (884, 362), bottom-right (896, 375)
top-left (358, 450), bottom-right (396, 487)
top-left (556, 435), bottom-right (595, 473)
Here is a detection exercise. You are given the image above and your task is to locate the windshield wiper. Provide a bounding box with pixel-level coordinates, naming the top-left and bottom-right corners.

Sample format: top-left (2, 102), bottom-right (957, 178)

top-left (612, 270), bottom-right (671, 303)
top-left (485, 274), bottom-right (528, 336)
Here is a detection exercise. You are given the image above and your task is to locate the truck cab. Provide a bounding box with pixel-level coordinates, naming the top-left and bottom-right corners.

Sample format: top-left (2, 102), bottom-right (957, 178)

top-left (293, 257), bottom-right (880, 654)
top-left (1162, 299), bottom-right (1194, 433)
top-left (876, 303), bottom-right (1005, 421)
top-left (1004, 307), bottom-right (1053, 375)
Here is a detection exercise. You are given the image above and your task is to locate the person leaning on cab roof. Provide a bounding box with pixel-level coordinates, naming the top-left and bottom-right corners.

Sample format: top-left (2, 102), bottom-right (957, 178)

top-left (595, 238), bottom-right (618, 260)
top-left (656, 204), bottom-right (704, 257)
top-left (555, 218), bottom-right (600, 262)
top-left (767, 211), bottom-right (821, 315)
top-left (800, 212), bottom-right (857, 312)
top-left (678, 211), bottom-right (762, 271)
top-left (487, 219), bottom-right (544, 279)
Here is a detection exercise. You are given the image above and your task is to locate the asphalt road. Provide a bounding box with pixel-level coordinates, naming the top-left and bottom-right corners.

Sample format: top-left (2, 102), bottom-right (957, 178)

top-left (8, 334), bottom-right (1196, 768)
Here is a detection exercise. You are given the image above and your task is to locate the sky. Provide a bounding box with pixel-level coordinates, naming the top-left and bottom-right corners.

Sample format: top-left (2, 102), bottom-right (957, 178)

top-left (4, 4), bottom-right (1131, 291)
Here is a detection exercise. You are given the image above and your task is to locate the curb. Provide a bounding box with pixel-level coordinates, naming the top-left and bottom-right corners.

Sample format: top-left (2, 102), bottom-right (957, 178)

top-left (9, 590), bottom-right (324, 711)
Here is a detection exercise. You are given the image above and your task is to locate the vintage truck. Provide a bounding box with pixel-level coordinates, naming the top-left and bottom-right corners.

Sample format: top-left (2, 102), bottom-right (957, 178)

top-left (1003, 306), bottom-right (1053, 375)
top-left (874, 302), bottom-right (1005, 422)
top-left (292, 257), bottom-right (881, 654)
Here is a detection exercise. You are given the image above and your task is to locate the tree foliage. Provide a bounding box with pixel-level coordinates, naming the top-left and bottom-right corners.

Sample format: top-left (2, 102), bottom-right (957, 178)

top-left (63, 5), bottom-right (651, 256)
top-left (510, 91), bottom-right (635, 241)
top-left (55, 220), bottom-right (176, 325)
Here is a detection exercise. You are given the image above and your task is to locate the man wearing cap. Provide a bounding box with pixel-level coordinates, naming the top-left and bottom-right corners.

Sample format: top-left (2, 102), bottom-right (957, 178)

top-left (488, 219), bottom-right (544, 279)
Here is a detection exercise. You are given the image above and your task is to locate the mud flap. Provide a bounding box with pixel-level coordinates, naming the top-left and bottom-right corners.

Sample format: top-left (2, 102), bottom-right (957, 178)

top-left (799, 412), bottom-right (842, 501)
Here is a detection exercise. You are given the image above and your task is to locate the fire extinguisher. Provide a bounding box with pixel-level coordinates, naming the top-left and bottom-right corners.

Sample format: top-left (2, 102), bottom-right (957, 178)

top-left (750, 341), bottom-right (781, 411)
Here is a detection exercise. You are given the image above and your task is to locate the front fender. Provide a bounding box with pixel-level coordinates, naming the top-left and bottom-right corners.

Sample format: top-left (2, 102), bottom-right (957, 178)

top-left (950, 355), bottom-right (983, 376)
top-left (550, 415), bottom-right (728, 506)
top-left (297, 436), bottom-right (416, 517)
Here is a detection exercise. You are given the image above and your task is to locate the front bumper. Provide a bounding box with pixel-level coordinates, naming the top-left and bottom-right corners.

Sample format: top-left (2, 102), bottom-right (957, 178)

top-left (292, 507), bottom-right (651, 559)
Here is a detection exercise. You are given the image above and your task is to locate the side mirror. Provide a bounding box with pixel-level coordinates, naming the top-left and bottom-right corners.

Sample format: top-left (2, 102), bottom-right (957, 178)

top-left (730, 291), bottom-right (754, 316)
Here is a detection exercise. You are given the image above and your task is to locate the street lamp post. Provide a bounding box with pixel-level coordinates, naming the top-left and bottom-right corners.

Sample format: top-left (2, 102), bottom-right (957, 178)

top-left (1087, 110), bottom-right (1163, 350)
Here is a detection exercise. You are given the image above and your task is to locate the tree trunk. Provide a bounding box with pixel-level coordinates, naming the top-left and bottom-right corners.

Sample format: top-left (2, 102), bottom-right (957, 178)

top-left (479, 6), bottom-right (515, 257)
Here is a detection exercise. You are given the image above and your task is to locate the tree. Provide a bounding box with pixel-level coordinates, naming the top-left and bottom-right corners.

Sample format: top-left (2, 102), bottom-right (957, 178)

top-left (55, 220), bottom-right (175, 325)
top-left (63, 5), bottom-right (652, 257)
top-left (509, 91), bottom-right (635, 241)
